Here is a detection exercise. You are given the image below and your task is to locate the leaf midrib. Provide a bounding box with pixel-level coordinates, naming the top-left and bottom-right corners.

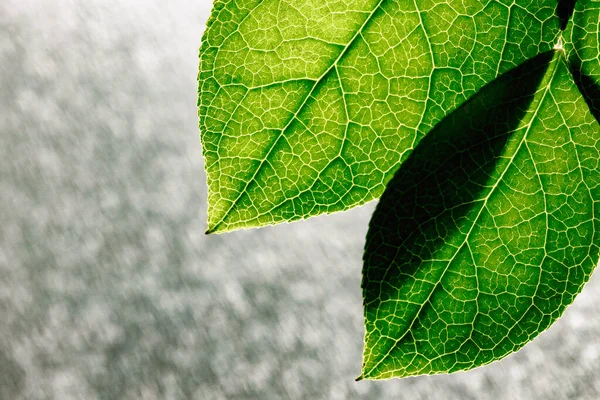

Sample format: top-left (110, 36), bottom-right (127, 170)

top-left (362, 53), bottom-right (563, 379)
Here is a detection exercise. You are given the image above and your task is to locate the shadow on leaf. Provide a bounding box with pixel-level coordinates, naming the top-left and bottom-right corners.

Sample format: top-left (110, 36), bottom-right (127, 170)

top-left (569, 60), bottom-right (600, 124)
top-left (556, 0), bottom-right (577, 30)
top-left (565, 0), bottom-right (600, 123)
top-left (362, 51), bottom-right (555, 331)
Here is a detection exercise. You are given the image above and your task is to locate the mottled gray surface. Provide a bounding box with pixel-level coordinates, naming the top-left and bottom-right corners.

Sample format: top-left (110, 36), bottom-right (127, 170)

top-left (1, 1), bottom-right (599, 399)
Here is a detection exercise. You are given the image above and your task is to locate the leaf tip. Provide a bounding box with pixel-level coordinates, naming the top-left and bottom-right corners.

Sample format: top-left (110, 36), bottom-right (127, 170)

top-left (355, 375), bottom-right (364, 382)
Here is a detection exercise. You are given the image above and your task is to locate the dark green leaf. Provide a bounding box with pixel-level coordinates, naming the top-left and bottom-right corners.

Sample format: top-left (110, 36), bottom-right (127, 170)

top-left (360, 51), bottom-right (600, 380)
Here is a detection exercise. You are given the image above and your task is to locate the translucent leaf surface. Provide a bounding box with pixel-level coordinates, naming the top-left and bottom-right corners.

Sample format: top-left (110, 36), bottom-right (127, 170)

top-left (360, 51), bottom-right (600, 380)
top-left (199, 0), bottom-right (561, 233)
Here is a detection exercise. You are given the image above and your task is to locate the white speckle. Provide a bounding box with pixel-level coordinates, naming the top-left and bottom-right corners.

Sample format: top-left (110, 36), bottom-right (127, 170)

top-left (554, 37), bottom-right (564, 51)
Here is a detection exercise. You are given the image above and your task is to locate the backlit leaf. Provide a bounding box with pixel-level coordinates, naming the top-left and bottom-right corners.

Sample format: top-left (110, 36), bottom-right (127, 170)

top-left (199, 0), bottom-right (561, 233)
top-left (360, 51), bottom-right (600, 380)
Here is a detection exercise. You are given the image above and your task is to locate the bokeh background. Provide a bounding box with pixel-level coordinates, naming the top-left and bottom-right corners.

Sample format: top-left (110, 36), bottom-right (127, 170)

top-left (1, 1), bottom-right (599, 399)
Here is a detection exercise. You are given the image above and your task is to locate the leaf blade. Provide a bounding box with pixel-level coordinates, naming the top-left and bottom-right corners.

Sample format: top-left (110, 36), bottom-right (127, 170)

top-left (199, 0), bottom-right (562, 233)
top-left (360, 51), bottom-right (600, 380)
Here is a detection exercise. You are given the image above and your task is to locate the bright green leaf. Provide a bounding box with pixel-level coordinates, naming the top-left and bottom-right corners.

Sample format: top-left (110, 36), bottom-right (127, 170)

top-left (360, 51), bottom-right (600, 380)
top-left (199, 0), bottom-right (562, 233)
top-left (563, 0), bottom-right (600, 122)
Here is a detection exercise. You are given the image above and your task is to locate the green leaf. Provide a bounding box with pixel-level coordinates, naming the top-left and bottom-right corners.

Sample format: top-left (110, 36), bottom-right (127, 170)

top-left (360, 51), bottom-right (600, 380)
top-left (199, 0), bottom-right (561, 233)
top-left (563, 0), bottom-right (600, 122)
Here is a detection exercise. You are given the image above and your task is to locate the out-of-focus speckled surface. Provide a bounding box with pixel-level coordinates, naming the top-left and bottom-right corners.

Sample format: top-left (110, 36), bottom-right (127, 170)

top-left (1, 1), bottom-right (599, 399)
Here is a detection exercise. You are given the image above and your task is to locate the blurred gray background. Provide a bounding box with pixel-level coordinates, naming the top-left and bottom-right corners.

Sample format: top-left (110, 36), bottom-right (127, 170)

top-left (1, 1), bottom-right (599, 399)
